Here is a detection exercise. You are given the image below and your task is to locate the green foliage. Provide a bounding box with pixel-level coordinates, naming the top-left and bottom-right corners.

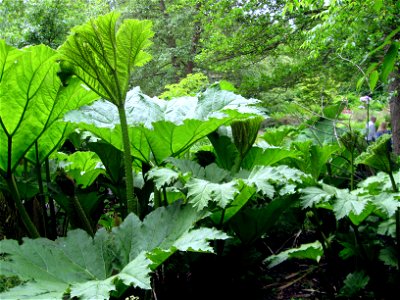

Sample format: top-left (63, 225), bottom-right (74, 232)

top-left (148, 159), bottom-right (309, 228)
top-left (300, 181), bottom-right (400, 223)
top-left (264, 241), bottom-right (323, 268)
top-left (59, 12), bottom-right (154, 106)
top-left (59, 11), bottom-right (156, 214)
top-left (291, 141), bottom-right (340, 179)
top-left (0, 203), bottom-right (228, 299)
top-left (300, 186), bottom-right (333, 208)
top-left (64, 85), bottom-right (265, 166)
top-left (1, 0), bottom-right (113, 48)
top-left (88, 141), bottom-right (124, 185)
top-left (229, 194), bottom-right (295, 244)
top-left (160, 73), bottom-right (209, 99)
top-left (261, 126), bottom-right (298, 147)
top-left (339, 271), bottom-right (370, 298)
top-left (358, 171), bottom-right (399, 194)
top-left (379, 247), bottom-right (398, 268)
top-left (53, 151), bottom-right (106, 189)
top-left (186, 178), bottom-right (237, 210)
top-left (114, 0), bottom-right (207, 95)
top-left (380, 41), bottom-right (399, 83)
top-left (355, 134), bottom-right (397, 175)
top-left (231, 116), bottom-right (264, 165)
top-left (0, 2), bottom-right (399, 297)
top-left (0, 41), bottom-right (99, 174)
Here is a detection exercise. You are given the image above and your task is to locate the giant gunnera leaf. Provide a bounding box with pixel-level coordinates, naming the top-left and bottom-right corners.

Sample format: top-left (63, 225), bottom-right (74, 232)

top-left (58, 12), bottom-right (153, 106)
top-left (64, 85), bottom-right (265, 165)
top-left (0, 203), bottom-right (228, 299)
top-left (0, 40), bottom-right (99, 174)
top-left (355, 134), bottom-right (397, 174)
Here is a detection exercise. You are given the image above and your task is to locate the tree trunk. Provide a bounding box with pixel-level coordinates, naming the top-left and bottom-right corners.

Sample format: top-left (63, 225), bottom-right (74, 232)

top-left (185, 2), bottom-right (202, 75)
top-left (389, 70), bottom-right (400, 155)
top-left (159, 0), bottom-right (180, 81)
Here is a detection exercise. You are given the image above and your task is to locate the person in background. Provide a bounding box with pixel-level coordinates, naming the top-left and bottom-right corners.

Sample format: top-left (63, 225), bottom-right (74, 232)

top-left (376, 121), bottom-right (391, 139)
top-left (366, 116), bottom-right (377, 142)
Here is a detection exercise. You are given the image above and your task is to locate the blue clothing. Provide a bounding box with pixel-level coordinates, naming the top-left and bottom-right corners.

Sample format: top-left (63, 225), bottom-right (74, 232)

top-left (376, 130), bottom-right (391, 139)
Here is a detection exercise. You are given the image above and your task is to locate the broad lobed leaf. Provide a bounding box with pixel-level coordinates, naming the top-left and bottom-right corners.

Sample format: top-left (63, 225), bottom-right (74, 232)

top-left (59, 12), bottom-right (154, 105)
top-left (0, 203), bottom-right (228, 299)
top-left (64, 85), bottom-right (265, 164)
top-left (0, 42), bottom-right (99, 173)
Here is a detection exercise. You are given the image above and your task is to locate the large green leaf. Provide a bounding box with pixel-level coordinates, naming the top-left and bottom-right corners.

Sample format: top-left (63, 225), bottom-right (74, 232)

top-left (357, 171), bottom-right (398, 193)
top-left (185, 164), bottom-right (306, 212)
top-left (165, 157), bottom-right (206, 178)
top-left (355, 134), bottom-right (396, 174)
top-left (299, 118), bottom-right (345, 145)
top-left (24, 122), bottom-right (75, 164)
top-left (261, 126), bottom-right (297, 147)
top-left (240, 165), bottom-right (308, 191)
top-left (243, 166), bottom-right (276, 198)
top-left (0, 42), bottom-right (99, 173)
top-left (209, 181), bottom-right (256, 225)
top-left (53, 151), bottom-right (106, 188)
top-left (0, 40), bottom-right (23, 80)
top-left (380, 42), bottom-right (399, 82)
top-left (0, 44), bottom-right (58, 172)
top-left (0, 230), bottom-right (118, 299)
top-left (372, 192), bottom-right (400, 217)
top-left (291, 141), bottom-right (340, 179)
top-left (58, 12), bottom-right (153, 105)
top-left (65, 86), bottom-right (264, 165)
top-left (339, 271), bottom-right (370, 298)
top-left (147, 167), bottom-right (181, 189)
top-left (229, 195), bottom-right (295, 244)
top-left (186, 178), bottom-right (238, 210)
top-left (300, 186), bottom-right (333, 208)
top-left (0, 203), bottom-right (228, 299)
top-left (207, 131), bottom-right (239, 171)
top-left (88, 141), bottom-right (124, 184)
top-left (265, 241), bottom-right (323, 268)
top-left (242, 146), bottom-right (302, 169)
top-left (333, 189), bottom-right (368, 220)
top-left (113, 204), bottom-right (228, 269)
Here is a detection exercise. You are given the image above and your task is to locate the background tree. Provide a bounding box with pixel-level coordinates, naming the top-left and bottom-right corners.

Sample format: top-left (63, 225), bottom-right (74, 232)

top-left (0, 0), bottom-right (111, 48)
top-left (110, 0), bottom-right (206, 95)
top-left (284, 0), bottom-right (399, 152)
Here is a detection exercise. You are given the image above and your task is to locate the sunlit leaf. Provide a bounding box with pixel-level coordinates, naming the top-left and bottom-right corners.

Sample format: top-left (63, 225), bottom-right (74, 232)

top-left (333, 189), bottom-right (367, 220)
top-left (147, 167), bottom-right (181, 189)
top-left (186, 178), bottom-right (237, 210)
top-left (368, 70), bottom-right (379, 92)
top-left (300, 186), bottom-right (332, 208)
top-left (0, 43), bottom-right (99, 173)
top-left (65, 86), bottom-right (264, 165)
top-left (59, 12), bottom-right (154, 105)
top-left (53, 151), bottom-right (106, 188)
top-left (373, 192), bottom-right (400, 217)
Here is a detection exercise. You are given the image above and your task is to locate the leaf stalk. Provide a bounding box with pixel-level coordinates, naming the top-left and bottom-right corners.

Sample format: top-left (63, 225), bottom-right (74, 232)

top-left (7, 174), bottom-right (40, 238)
top-left (118, 105), bottom-right (139, 215)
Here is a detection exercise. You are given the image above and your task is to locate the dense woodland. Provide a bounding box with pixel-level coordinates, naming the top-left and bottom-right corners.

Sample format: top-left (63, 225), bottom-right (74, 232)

top-left (0, 0), bottom-right (399, 299)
